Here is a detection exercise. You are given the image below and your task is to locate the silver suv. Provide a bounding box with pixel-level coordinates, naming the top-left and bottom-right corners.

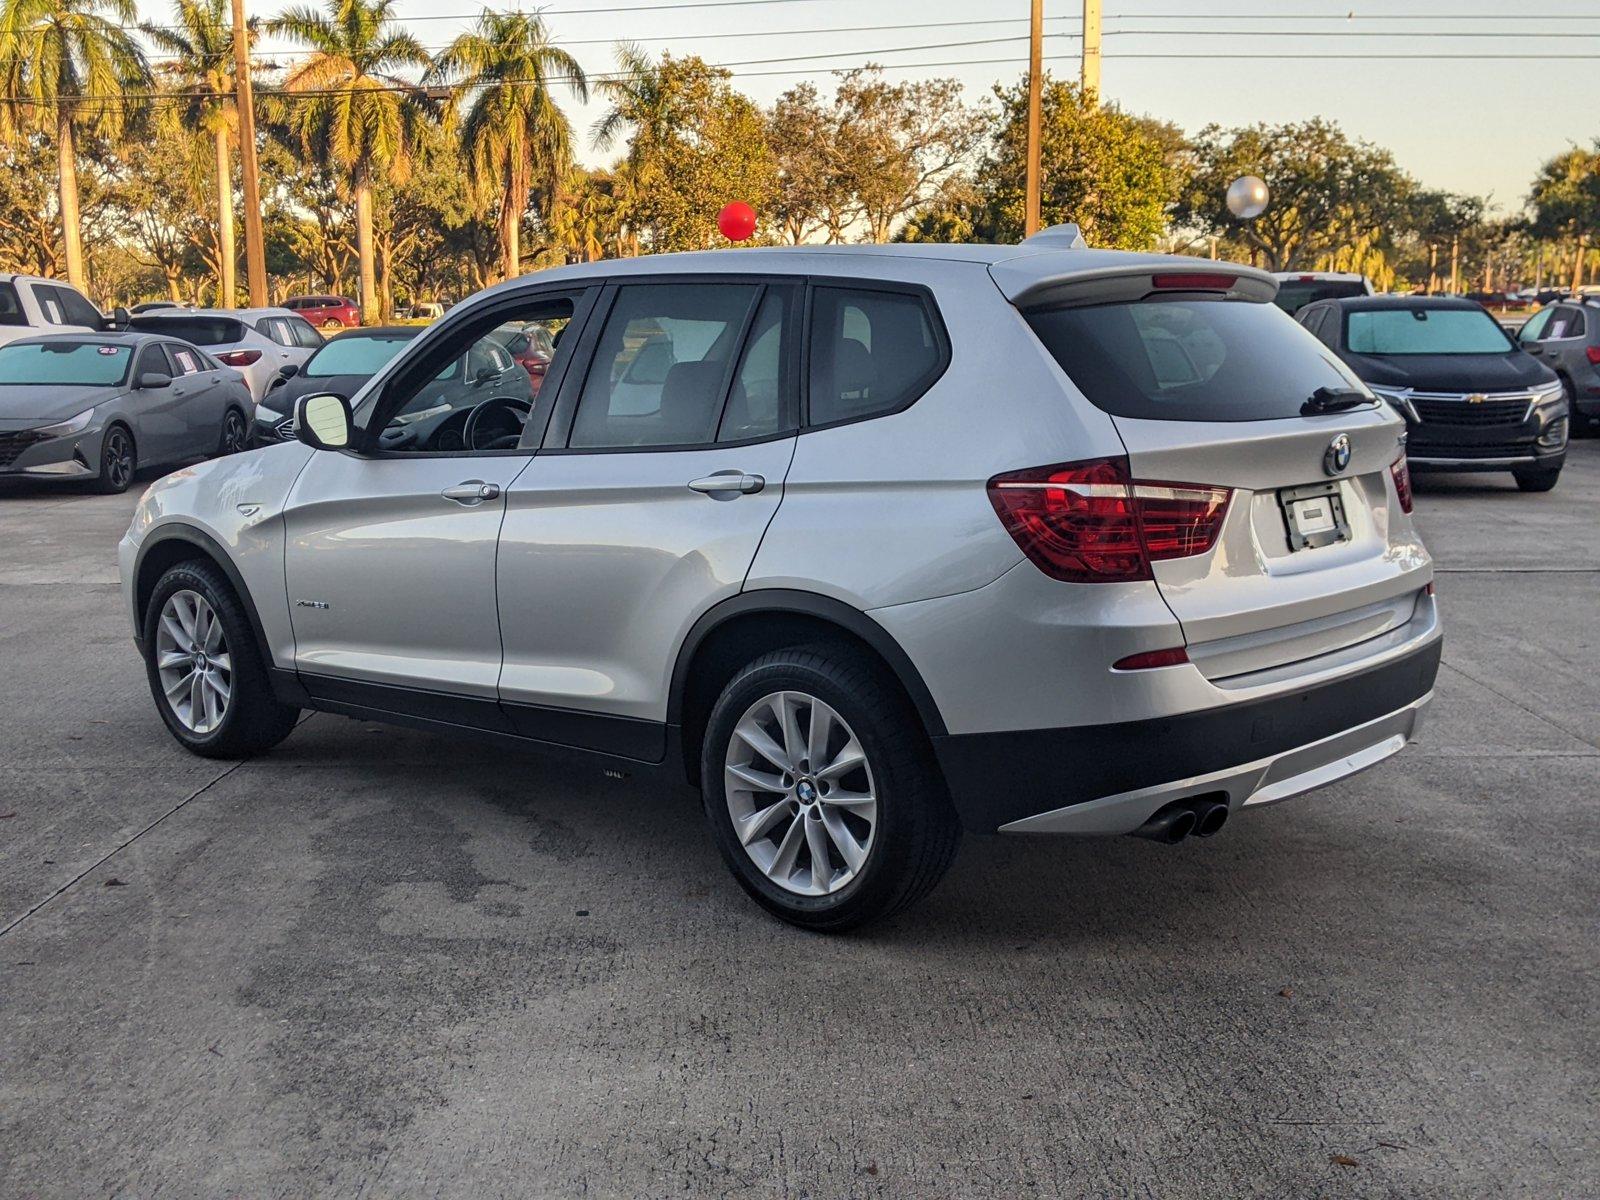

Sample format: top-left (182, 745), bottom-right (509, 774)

top-left (118, 230), bottom-right (1441, 929)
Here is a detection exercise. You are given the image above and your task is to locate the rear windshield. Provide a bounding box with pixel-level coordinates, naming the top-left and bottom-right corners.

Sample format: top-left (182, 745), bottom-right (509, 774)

top-left (129, 316), bottom-right (242, 345)
top-left (1025, 298), bottom-right (1360, 422)
top-left (304, 334), bottom-right (412, 377)
top-left (0, 341), bottom-right (131, 385)
top-left (1346, 308), bottom-right (1513, 355)
top-left (1273, 280), bottom-right (1367, 315)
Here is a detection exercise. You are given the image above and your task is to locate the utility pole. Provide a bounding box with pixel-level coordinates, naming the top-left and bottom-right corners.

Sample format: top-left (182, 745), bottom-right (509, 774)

top-left (1024, 0), bottom-right (1043, 236)
top-left (1081, 0), bottom-right (1101, 108)
top-left (231, 0), bottom-right (267, 307)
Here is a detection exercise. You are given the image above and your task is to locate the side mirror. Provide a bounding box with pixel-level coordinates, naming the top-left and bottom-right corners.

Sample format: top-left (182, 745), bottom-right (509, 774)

top-left (107, 305), bottom-right (130, 331)
top-left (137, 371), bottom-right (173, 390)
top-left (294, 392), bottom-right (353, 451)
top-left (473, 367), bottom-right (498, 386)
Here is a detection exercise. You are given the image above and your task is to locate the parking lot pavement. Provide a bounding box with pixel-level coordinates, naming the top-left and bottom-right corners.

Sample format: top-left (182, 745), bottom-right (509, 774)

top-left (2, 449), bottom-right (1596, 1199)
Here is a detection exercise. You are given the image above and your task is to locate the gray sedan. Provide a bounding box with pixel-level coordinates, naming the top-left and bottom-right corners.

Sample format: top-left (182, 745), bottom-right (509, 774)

top-left (0, 332), bottom-right (254, 493)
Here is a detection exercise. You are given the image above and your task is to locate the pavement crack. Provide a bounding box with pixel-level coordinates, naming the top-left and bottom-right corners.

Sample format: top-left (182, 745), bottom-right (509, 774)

top-left (1439, 659), bottom-right (1600, 752)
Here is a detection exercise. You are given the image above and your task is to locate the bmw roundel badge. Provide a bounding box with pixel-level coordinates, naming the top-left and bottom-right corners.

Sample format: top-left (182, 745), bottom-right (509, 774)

top-left (1324, 433), bottom-right (1352, 477)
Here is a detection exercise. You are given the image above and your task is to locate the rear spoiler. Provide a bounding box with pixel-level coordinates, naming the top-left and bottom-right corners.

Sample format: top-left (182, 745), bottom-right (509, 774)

top-left (992, 260), bottom-right (1279, 312)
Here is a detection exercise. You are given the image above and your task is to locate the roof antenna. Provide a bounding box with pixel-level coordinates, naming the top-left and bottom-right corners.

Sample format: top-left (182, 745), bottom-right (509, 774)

top-left (1020, 223), bottom-right (1086, 249)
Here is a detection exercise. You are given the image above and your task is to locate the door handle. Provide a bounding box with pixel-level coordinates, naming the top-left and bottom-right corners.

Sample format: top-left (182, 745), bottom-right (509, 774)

top-left (688, 471), bottom-right (764, 497)
top-left (441, 480), bottom-right (501, 506)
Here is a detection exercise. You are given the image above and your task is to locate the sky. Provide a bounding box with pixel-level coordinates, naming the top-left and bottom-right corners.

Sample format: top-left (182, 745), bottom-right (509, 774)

top-left (145, 0), bottom-right (1600, 215)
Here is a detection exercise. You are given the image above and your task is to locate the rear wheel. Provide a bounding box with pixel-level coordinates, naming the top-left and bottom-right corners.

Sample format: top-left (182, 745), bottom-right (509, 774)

top-left (1563, 377), bottom-right (1594, 438)
top-left (321, 318), bottom-right (344, 332)
top-left (701, 647), bottom-right (960, 931)
top-left (143, 559), bottom-right (299, 758)
top-left (1513, 465), bottom-right (1562, 493)
top-left (91, 424), bottom-right (136, 494)
top-left (217, 407), bottom-right (250, 456)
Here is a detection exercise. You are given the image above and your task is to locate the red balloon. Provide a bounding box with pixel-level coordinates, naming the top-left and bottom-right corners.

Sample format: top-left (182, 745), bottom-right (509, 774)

top-left (717, 201), bottom-right (757, 242)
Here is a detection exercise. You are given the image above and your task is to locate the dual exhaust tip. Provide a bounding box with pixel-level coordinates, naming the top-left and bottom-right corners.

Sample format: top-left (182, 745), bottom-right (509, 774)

top-left (1131, 796), bottom-right (1231, 844)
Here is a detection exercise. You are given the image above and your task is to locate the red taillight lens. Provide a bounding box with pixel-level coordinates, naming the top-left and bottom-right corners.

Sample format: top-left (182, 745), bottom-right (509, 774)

top-left (528, 360), bottom-right (547, 375)
top-left (217, 349), bottom-right (262, 366)
top-left (1390, 455), bottom-right (1414, 514)
top-left (1113, 646), bottom-right (1190, 671)
top-left (1585, 346), bottom-right (1600, 365)
top-left (1150, 272), bottom-right (1239, 291)
top-left (987, 457), bottom-right (1231, 583)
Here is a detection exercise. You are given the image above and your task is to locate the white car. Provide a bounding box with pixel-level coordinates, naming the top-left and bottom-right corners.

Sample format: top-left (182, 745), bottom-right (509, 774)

top-left (1272, 271), bottom-right (1375, 316)
top-left (0, 273), bottom-right (106, 347)
top-left (119, 229), bottom-right (1440, 930)
top-left (126, 308), bottom-right (324, 401)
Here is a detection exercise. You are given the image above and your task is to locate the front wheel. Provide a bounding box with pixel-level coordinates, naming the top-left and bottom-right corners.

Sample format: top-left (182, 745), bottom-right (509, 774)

top-left (143, 559), bottom-right (300, 758)
top-left (700, 647), bottom-right (960, 931)
top-left (1513, 466), bottom-right (1562, 493)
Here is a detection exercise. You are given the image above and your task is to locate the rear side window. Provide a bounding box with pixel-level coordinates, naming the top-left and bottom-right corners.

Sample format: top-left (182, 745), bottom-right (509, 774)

top-left (1273, 279), bottom-right (1367, 315)
top-left (1026, 298), bottom-right (1358, 422)
top-left (570, 283), bottom-right (759, 449)
top-left (38, 284), bottom-right (102, 327)
top-left (129, 316), bottom-right (243, 346)
top-left (288, 317), bottom-right (322, 348)
top-left (807, 288), bottom-right (942, 427)
top-left (168, 345), bottom-right (202, 375)
top-left (0, 282), bottom-right (27, 326)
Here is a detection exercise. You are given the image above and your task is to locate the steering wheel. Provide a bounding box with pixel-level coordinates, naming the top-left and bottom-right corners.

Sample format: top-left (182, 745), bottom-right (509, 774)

top-left (463, 395), bottom-right (533, 451)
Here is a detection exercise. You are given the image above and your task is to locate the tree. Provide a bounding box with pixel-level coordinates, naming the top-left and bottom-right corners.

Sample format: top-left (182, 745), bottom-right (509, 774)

top-left (593, 49), bottom-right (776, 253)
top-left (0, 0), bottom-right (150, 289)
top-left (766, 82), bottom-right (841, 244)
top-left (429, 10), bottom-right (586, 282)
top-left (142, 0), bottom-right (251, 306)
top-left (269, 0), bottom-right (433, 322)
top-left (1527, 144), bottom-right (1600, 291)
top-left (1174, 119), bottom-right (1413, 271)
top-left (830, 67), bottom-right (983, 243)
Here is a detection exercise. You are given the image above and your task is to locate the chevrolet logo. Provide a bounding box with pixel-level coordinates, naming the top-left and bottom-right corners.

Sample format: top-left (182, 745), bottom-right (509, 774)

top-left (1466, 393), bottom-right (1487, 405)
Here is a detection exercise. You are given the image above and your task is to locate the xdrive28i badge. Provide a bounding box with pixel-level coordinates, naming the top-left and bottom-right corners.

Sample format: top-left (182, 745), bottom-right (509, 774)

top-left (1324, 433), bottom-right (1352, 476)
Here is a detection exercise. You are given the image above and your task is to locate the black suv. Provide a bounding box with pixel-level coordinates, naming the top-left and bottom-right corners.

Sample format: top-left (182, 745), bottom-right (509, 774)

top-left (1297, 295), bottom-right (1568, 492)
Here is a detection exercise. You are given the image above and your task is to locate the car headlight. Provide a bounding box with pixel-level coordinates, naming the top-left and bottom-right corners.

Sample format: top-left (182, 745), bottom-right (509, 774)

top-left (254, 402), bottom-right (283, 424)
top-left (35, 409), bottom-right (93, 437)
top-left (1532, 383), bottom-right (1565, 407)
top-left (1367, 385), bottom-right (1419, 423)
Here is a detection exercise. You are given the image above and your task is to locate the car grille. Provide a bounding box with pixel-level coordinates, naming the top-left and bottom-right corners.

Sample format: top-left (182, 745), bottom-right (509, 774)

top-left (1408, 440), bottom-right (1534, 460)
top-left (273, 417), bottom-right (294, 441)
top-left (0, 430), bottom-right (45, 468)
top-left (1410, 391), bottom-right (1533, 428)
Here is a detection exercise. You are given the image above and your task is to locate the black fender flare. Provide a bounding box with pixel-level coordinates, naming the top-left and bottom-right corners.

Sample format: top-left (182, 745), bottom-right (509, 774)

top-left (132, 524), bottom-right (279, 677)
top-left (666, 589), bottom-right (948, 738)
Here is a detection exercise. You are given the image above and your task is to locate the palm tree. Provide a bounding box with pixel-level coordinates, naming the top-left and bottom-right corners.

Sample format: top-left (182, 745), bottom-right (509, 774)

top-left (429, 10), bottom-right (585, 282)
top-left (0, 0), bottom-right (151, 290)
top-left (268, 0), bottom-right (430, 322)
top-left (142, 0), bottom-right (248, 306)
top-left (591, 42), bottom-right (672, 165)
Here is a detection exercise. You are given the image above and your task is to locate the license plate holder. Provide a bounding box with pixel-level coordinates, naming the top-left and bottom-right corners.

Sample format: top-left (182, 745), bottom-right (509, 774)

top-left (1278, 481), bottom-right (1349, 551)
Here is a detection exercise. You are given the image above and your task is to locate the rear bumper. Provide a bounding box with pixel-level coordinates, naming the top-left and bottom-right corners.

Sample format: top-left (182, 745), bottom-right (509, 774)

top-left (932, 636), bottom-right (1441, 834)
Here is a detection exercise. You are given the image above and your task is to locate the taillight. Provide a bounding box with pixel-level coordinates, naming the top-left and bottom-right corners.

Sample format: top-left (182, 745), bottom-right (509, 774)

top-left (217, 349), bottom-right (262, 366)
top-left (1585, 346), bottom-right (1600, 365)
top-left (1113, 646), bottom-right (1189, 671)
top-left (1390, 455), bottom-right (1414, 514)
top-left (1150, 272), bottom-right (1239, 291)
top-left (529, 360), bottom-right (547, 375)
top-left (987, 457), bottom-right (1231, 583)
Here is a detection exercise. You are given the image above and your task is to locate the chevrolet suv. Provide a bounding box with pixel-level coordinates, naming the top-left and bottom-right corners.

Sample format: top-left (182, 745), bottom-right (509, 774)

top-left (119, 231), bottom-right (1441, 930)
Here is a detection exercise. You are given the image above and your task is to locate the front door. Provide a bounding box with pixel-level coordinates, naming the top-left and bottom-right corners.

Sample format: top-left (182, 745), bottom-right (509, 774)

top-left (496, 280), bottom-right (800, 758)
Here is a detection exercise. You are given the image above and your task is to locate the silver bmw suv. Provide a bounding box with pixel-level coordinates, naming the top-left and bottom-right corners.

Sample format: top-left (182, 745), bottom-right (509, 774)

top-left (119, 228), bottom-right (1441, 930)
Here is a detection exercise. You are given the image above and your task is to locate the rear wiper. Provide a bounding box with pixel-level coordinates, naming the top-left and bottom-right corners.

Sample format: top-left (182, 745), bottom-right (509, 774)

top-left (1301, 386), bottom-right (1373, 415)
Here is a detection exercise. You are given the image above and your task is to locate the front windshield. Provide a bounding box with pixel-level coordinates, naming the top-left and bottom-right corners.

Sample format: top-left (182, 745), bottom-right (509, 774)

top-left (1346, 308), bottom-right (1513, 355)
top-left (0, 341), bottom-right (131, 386)
top-left (304, 335), bottom-right (413, 378)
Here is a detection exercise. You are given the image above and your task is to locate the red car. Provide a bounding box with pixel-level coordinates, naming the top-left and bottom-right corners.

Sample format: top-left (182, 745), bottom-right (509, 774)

top-left (498, 322), bottom-right (556, 396)
top-left (283, 294), bottom-right (361, 331)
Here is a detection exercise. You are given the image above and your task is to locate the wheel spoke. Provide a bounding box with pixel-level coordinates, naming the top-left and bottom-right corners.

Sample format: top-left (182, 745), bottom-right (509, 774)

top-left (737, 797), bottom-right (792, 847)
top-left (820, 790), bottom-right (876, 818)
top-left (157, 650), bottom-right (189, 670)
top-left (726, 762), bottom-right (786, 794)
top-left (210, 651), bottom-right (232, 675)
top-left (159, 613), bottom-right (187, 647)
top-left (820, 808), bottom-right (869, 872)
top-left (735, 720), bottom-right (791, 773)
top-left (766, 815), bottom-right (806, 883)
top-left (775, 693), bottom-right (806, 768)
top-left (189, 672), bottom-right (206, 726)
top-left (817, 738), bottom-right (866, 781)
top-left (164, 669), bottom-right (192, 701)
top-left (804, 816), bottom-right (833, 892)
top-left (806, 699), bottom-right (833, 769)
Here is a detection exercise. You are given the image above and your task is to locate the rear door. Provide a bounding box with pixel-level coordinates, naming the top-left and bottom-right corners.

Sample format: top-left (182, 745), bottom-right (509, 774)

top-left (1019, 275), bottom-right (1430, 683)
top-left (165, 342), bottom-right (228, 455)
top-left (495, 279), bottom-right (799, 754)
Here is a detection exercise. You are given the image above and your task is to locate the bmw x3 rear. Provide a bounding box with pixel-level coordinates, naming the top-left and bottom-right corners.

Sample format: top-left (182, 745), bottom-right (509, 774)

top-left (119, 230), bottom-right (1440, 930)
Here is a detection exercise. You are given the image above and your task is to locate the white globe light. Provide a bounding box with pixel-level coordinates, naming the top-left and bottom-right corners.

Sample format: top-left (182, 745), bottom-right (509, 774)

top-left (1226, 175), bottom-right (1270, 220)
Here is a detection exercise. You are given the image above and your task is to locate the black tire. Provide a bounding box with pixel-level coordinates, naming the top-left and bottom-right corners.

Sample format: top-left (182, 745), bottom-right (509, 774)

top-left (1558, 376), bottom-right (1592, 439)
top-left (92, 424), bottom-right (137, 494)
top-left (142, 559), bottom-right (300, 758)
top-left (1513, 466), bottom-right (1562, 493)
top-left (700, 646), bottom-right (960, 932)
top-left (217, 406), bottom-right (250, 456)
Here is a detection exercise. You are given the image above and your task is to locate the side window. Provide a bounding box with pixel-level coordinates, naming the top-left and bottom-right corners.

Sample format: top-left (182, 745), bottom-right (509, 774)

top-left (1567, 308), bottom-right (1586, 338)
top-left (0, 282), bottom-right (29, 325)
top-left (135, 344), bottom-right (171, 380)
top-left (371, 295), bottom-right (575, 453)
top-left (169, 346), bottom-right (202, 375)
top-left (259, 318), bottom-right (294, 346)
top-left (1518, 308), bottom-right (1552, 344)
top-left (289, 318), bottom-right (322, 349)
top-left (33, 286), bottom-right (66, 325)
top-left (1544, 307), bottom-right (1573, 341)
top-left (807, 287), bottom-right (942, 427)
top-left (47, 285), bottom-right (102, 327)
top-left (570, 283), bottom-right (759, 449)
top-left (719, 289), bottom-right (793, 443)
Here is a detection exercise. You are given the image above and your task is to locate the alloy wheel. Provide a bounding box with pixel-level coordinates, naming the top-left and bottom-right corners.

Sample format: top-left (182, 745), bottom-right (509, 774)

top-left (220, 409), bottom-right (248, 454)
top-left (154, 589), bottom-right (232, 734)
top-left (103, 428), bottom-right (134, 489)
top-left (723, 690), bottom-right (878, 897)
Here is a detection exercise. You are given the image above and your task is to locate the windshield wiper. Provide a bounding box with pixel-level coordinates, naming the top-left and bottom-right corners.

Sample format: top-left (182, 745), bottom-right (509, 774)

top-left (1302, 386), bottom-right (1373, 416)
